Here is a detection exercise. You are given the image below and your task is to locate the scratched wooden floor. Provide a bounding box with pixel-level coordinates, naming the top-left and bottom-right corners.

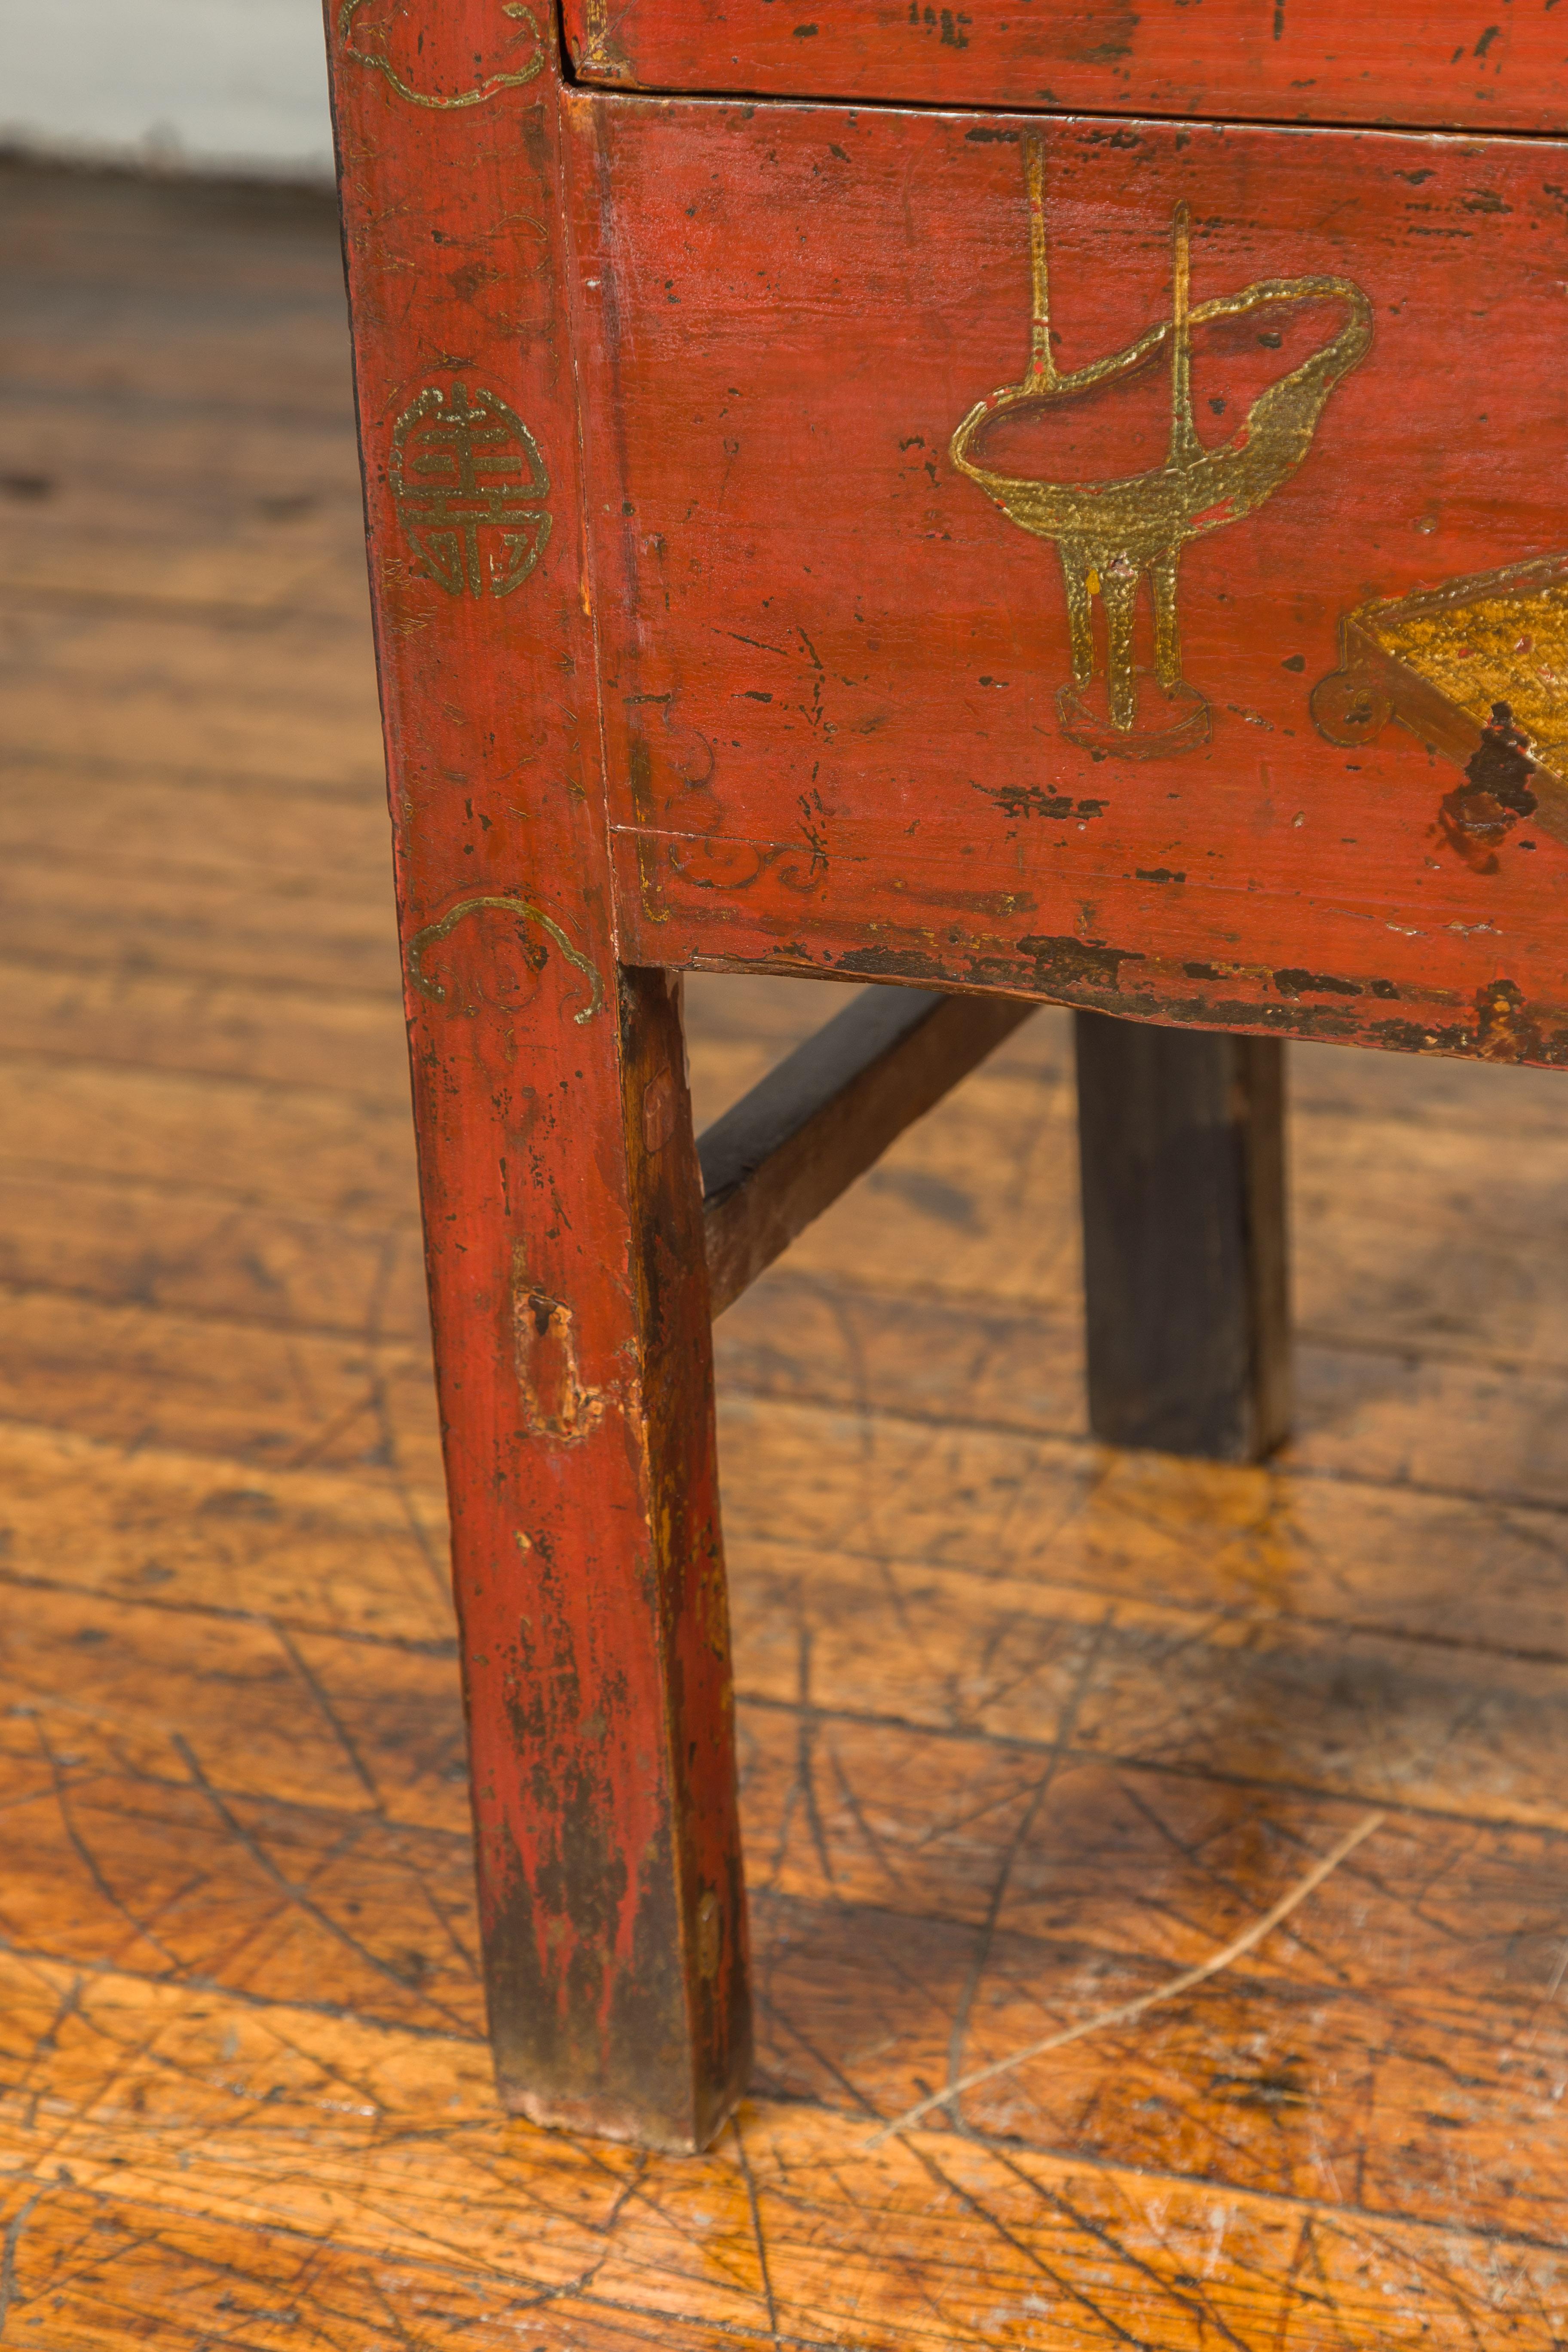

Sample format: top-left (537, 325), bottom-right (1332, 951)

top-left (3, 157), bottom-right (1568, 2348)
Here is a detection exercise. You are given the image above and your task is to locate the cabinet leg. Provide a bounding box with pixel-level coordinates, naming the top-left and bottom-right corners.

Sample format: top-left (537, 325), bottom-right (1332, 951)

top-left (1073, 1011), bottom-right (1289, 1462)
top-left (409, 933), bottom-right (749, 2150)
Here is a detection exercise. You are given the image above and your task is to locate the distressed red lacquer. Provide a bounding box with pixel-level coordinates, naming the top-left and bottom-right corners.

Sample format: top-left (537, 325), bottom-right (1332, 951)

top-left (566, 0), bottom-right (1568, 136)
top-left (324, 0), bottom-right (749, 2148)
top-left (565, 102), bottom-right (1568, 1065)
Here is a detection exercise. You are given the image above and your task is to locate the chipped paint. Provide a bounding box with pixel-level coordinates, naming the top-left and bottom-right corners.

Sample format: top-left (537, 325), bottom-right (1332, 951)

top-left (511, 1259), bottom-right (605, 1441)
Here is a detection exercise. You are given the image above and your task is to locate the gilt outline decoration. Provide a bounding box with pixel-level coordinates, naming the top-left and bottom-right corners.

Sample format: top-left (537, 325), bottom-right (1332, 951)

top-left (339, 0), bottom-right (544, 107)
top-left (951, 137), bottom-right (1373, 757)
top-left (406, 896), bottom-right (605, 1024)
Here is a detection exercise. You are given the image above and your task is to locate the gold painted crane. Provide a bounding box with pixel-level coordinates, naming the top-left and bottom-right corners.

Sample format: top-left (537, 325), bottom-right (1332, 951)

top-left (951, 138), bottom-right (1373, 755)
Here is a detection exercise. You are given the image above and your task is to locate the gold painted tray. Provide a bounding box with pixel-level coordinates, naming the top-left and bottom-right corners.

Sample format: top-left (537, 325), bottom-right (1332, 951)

top-left (1311, 552), bottom-right (1568, 857)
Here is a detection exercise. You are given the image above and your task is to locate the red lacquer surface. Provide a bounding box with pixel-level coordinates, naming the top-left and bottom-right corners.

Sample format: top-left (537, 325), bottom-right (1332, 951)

top-left (326, 0), bottom-right (748, 2147)
top-left (565, 0), bottom-right (1568, 137)
top-left (567, 101), bottom-right (1568, 1062)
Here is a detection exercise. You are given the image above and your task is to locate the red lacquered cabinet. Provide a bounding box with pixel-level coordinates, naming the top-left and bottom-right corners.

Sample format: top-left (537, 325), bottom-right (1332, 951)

top-left (324, 0), bottom-right (1568, 2148)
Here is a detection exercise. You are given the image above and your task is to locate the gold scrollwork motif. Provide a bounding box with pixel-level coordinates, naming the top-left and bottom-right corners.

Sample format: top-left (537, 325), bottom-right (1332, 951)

top-left (392, 383), bottom-right (551, 599)
top-left (406, 897), bottom-right (604, 1024)
top-left (951, 137), bottom-right (1372, 756)
top-left (339, 0), bottom-right (543, 107)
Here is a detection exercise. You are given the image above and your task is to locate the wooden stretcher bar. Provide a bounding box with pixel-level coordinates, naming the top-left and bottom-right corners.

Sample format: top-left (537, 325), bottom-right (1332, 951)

top-left (698, 985), bottom-right (1035, 1314)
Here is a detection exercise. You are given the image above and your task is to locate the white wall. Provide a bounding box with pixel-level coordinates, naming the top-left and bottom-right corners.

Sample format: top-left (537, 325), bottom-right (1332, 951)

top-left (0, 0), bottom-right (336, 180)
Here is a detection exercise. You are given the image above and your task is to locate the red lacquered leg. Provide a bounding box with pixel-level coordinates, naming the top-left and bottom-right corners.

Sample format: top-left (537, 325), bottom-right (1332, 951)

top-left (407, 927), bottom-right (749, 2149)
top-left (327, 0), bottom-right (749, 2147)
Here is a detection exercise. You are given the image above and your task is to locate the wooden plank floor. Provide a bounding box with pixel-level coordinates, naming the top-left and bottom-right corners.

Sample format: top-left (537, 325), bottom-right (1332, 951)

top-left (3, 156), bottom-right (1568, 2347)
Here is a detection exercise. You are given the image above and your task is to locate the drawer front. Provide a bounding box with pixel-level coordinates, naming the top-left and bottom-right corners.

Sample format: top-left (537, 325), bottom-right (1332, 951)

top-left (567, 102), bottom-right (1568, 1063)
top-left (566, 3), bottom-right (1568, 136)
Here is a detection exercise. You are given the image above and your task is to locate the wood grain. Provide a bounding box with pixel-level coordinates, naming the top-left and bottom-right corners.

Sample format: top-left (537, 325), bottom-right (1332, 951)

top-left (2, 1949), bottom-right (1565, 2349)
top-left (6, 150), bottom-right (1568, 2339)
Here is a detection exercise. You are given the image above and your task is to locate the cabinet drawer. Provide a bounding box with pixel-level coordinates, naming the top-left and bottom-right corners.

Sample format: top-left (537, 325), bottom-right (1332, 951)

top-left (561, 101), bottom-right (1568, 1057)
top-left (565, 3), bottom-right (1568, 136)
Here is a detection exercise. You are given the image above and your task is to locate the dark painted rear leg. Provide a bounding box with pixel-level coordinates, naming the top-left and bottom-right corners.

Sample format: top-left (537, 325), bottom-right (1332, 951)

top-left (1074, 1011), bottom-right (1289, 1462)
